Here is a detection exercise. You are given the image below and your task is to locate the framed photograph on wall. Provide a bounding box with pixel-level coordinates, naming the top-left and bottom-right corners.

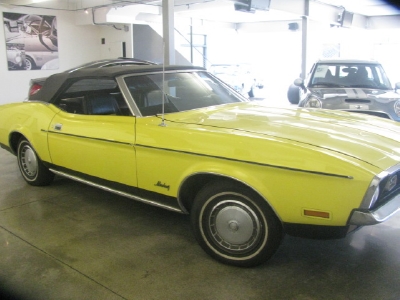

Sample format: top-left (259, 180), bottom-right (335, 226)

top-left (3, 12), bottom-right (58, 71)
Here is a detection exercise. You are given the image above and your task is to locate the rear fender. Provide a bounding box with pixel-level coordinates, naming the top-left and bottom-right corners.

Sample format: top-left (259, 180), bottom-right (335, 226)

top-left (0, 102), bottom-right (58, 163)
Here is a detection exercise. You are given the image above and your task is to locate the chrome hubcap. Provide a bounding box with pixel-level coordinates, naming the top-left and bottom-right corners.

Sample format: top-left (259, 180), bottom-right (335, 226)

top-left (21, 146), bottom-right (38, 177)
top-left (209, 200), bottom-right (261, 252)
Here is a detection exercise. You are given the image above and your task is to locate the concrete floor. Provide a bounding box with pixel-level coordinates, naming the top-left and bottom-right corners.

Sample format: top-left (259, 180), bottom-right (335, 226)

top-left (0, 150), bottom-right (400, 300)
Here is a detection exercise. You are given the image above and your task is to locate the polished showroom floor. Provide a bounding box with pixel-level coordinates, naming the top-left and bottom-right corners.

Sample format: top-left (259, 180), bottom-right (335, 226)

top-left (0, 150), bottom-right (399, 300)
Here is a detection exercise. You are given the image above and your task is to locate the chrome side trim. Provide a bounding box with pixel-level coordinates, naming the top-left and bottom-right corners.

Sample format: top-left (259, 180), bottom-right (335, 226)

top-left (47, 130), bottom-right (133, 146)
top-left (349, 193), bottom-right (400, 225)
top-left (50, 169), bottom-right (184, 214)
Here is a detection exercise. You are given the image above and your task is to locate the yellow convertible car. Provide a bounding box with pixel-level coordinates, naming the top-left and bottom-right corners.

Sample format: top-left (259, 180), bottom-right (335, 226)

top-left (1, 65), bottom-right (400, 267)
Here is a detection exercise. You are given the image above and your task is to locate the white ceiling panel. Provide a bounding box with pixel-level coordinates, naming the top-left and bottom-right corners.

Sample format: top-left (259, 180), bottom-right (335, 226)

top-left (317, 0), bottom-right (400, 16)
top-left (0, 0), bottom-right (399, 24)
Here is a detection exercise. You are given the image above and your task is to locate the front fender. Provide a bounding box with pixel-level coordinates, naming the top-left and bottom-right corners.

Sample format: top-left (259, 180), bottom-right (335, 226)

top-left (173, 157), bottom-right (372, 226)
top-left (135, 143), bottom-right (374, 227)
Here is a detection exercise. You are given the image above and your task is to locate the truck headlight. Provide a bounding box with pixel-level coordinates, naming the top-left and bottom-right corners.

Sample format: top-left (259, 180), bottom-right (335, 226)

top-left (304, 96), bottom-right (322, 108)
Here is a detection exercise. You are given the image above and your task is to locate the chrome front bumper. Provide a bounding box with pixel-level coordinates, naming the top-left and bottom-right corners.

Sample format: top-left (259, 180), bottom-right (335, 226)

top-left (348, 194), bottom-right (400, 226)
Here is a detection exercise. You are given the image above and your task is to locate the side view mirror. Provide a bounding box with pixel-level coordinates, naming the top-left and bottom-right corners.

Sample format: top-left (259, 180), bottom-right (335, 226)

top-left (395, 82), bottom-right (400, 92)
top-left (294, 78), bottom-right (306, 91)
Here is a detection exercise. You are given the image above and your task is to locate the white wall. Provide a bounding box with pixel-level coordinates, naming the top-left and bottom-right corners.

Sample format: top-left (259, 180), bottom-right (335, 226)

top-left (99, 24), bottom-right (133, 59)
top-left (0, 6), bottom-right (133, 104)
top-left (203, 22), bottom-right (400, 104)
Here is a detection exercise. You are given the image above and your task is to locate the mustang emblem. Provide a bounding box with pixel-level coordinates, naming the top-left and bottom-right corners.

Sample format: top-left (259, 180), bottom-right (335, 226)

top-left (154, 181), bottom-right (170, 191)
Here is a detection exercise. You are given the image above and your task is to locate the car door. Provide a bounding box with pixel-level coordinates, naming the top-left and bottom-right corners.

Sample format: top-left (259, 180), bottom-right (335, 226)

top-left (47, 78), bottom-right (137, 187)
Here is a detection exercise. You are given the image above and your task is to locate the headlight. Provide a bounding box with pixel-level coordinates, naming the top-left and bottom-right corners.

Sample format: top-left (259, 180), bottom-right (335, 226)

top-left (359, 176), bottom-right (381, 209)
top-left (394, 100), bottom-right (400, 117)
top-left (304, 96), bottom-right (322, 108)
top-left (369, 186), bottom-right (380, 208)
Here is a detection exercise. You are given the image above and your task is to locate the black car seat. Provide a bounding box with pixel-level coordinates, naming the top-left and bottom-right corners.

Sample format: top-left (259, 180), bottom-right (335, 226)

top-left (86, 93), bottom-right (121, 115)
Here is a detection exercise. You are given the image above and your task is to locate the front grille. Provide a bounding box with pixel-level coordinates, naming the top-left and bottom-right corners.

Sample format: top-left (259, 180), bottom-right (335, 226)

top-left (345, 99), bottom-right (371, 103)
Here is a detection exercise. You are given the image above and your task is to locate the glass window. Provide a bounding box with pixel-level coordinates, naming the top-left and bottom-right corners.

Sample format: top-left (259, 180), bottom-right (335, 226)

top-left (310, 63), bottom-right (392, 89)
top-left (66, 79), bottom-right (117, 93)
top-left (53, 78), bottom-right (132, 116)
top-left (124, 71), bottom-right (245, 116)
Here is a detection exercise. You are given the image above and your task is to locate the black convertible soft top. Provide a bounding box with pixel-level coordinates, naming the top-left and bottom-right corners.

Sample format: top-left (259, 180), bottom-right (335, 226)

top-left (29, 65), bottom-right (205, 102)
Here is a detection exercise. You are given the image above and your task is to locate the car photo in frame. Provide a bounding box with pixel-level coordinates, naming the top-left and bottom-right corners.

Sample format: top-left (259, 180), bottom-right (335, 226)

top-left (3, 12), bottom-right (58, 71)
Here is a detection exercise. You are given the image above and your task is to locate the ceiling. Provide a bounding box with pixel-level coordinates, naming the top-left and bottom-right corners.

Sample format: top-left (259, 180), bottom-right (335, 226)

top-left (318, 0), bottom-right (400, 16)
top-left (0, 0), bottom-right (399, 24)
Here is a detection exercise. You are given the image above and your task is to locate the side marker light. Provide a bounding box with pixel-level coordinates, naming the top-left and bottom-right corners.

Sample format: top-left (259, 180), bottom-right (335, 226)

top-left (303, 209), bottom-right (330, 219)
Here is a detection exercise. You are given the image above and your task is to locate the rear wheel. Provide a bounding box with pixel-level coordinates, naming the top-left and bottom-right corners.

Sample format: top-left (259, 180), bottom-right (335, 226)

top-left (17, 138), bottom-right (54, 186)
top-left (191, 180), bottom-right (283, 267)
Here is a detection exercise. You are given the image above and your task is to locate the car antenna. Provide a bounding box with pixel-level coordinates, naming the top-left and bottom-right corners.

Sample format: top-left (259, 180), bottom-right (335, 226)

top-left (159, 42), bottom-right (167, 127)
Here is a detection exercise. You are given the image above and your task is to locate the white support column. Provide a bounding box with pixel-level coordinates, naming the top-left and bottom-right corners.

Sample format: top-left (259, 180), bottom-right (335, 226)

top-left (301, 0), bottom-right (309, 79)
top-left (162, 0), bottom-right (175, 65)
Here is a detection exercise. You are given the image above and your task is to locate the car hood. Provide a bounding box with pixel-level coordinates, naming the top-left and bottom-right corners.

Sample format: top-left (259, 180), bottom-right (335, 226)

top-left (164, 102), bottom-right (400, 172)
top-left (310, 87), bottom-right (400, 102)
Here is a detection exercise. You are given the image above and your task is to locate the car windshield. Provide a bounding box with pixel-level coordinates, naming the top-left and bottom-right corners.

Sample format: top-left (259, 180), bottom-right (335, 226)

top-left (309, 63), bottom-right (392, 89)
top-left (124, 71), bottom-right (245, 116)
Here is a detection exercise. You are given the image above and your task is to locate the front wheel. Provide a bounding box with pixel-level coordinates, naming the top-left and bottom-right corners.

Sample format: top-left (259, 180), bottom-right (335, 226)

top-left (191, 180), bottom-right (283, 267)
top-left (24, 56), bottom-right (36, 70)
top-left (17, 138), bottom-right (55, 186)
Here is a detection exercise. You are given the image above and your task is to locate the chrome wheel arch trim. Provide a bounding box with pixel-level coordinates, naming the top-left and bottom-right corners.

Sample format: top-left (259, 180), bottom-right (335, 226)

top-left (177, 172), bottom-right (282, 221)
